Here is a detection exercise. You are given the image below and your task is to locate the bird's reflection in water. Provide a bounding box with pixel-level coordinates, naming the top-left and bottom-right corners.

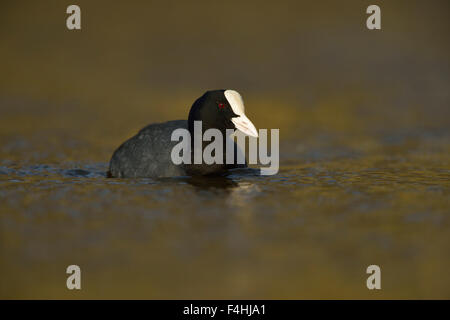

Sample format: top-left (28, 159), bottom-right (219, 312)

top-left (184, 174), bottom-right (262, 226)
top-left (183, 174), bottom-right (239, 192)
top-left (181, 168), bottom-right (261, 194)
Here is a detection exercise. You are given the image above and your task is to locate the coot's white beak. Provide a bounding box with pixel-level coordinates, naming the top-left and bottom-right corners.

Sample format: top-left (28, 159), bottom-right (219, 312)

top-left (224, 89), bottom-right (259, 138)
top-left (231, 114), bottom-right (259, 137)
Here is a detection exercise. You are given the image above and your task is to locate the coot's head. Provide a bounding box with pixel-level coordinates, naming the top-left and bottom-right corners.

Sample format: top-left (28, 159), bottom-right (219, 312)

top-left (188, 90), bottom-right (258, 137)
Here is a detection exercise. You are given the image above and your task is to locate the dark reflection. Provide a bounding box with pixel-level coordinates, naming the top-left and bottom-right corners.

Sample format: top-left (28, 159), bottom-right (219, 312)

top-left (182, 174), bottom-right (239, 191)
top-left (149, 168), bottom-right (261, 191)
top-left (64, 169), bottom-right (91, 177)
top-left (64, 168), bottom-right (108, 178)
top-left (179, 168), bottom-right (261, 191)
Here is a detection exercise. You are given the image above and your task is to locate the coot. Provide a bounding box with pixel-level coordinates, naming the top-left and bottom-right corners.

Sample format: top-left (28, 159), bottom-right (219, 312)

top-left (108, 90), bottom-right (258, 178)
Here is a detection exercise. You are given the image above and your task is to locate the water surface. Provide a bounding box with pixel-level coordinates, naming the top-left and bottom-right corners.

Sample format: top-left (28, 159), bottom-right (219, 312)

top-left (0, 0), bottom-right (449, 299)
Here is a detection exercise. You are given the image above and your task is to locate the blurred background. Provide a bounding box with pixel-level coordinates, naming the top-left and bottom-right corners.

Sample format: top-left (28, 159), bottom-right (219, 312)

top-left (0, 0), bottom-right (449, 298)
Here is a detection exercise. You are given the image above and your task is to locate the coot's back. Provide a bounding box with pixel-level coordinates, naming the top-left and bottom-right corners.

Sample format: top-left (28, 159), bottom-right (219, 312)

top-left (108, 120), bottom-right (187, 178)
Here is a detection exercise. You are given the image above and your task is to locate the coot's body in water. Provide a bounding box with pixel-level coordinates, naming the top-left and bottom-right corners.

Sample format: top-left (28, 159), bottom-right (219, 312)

top-left (108, 90), bottom-right (258, 178)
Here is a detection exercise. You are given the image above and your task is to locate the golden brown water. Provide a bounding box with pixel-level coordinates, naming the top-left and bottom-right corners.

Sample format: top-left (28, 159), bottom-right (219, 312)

top-left (0, 0), bottom-right (449, 299)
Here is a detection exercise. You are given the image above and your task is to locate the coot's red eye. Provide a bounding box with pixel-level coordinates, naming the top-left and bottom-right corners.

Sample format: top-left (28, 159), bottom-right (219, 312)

top-left (218, 102), bottom-right (225, 109)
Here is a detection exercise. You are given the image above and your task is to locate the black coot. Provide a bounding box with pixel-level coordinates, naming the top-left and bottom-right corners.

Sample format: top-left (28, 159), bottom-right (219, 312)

top-left (108, 90), bottom-right (258, 178)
